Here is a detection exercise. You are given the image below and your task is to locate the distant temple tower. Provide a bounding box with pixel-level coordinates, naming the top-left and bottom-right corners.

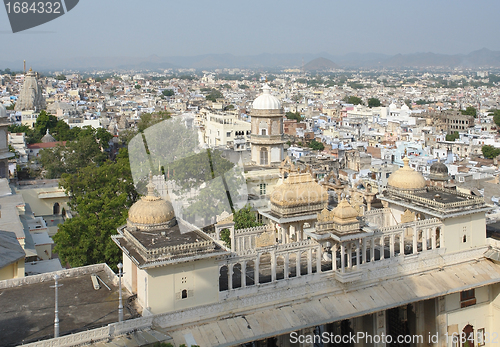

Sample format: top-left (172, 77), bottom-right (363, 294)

top-left (250, 84), bottom-right (285, 166)
top-left (15, 68), bottom-right (46, 112)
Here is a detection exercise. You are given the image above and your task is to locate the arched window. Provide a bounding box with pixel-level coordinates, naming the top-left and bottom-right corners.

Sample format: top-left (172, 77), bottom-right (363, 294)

top-left (182, 289), bottom-right (187, 299)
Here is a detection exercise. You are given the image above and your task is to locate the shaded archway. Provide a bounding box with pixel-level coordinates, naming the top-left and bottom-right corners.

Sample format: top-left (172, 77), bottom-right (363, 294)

top-left (232, 263), bottom-right (242, 289)
top-left (462, 324), bottom-right (474, 347)
top-left (219, 265), bottom-right (228, 291)
top-left (53, 202), bottom-right (60, 215)
top-left (288, 253), bottom-right (297, 278)
top-left (259, 253), bottom-right (272, 284)
top-left (245, 260), bottom-right (255, 286)
top-left (276, 256), bottom-right (285, 280)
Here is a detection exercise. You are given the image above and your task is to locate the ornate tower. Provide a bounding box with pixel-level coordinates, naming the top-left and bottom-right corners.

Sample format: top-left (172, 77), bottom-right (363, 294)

top-left (15, 68), bottom-right (46, 112)
top-left (250, 84), bottom-right (285, 166)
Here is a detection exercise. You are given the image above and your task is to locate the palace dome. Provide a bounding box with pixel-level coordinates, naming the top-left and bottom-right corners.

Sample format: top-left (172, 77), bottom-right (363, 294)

top-left (331, 198), bottom-right (359, 224)
top-left (271, 172), bottom-right (328, 207)
top-left (128, 175), bottom-right (175, 227)
top-left (252, 84), bottom-right (281, 110)
top-left (429, 161), bottom-right (449, 181)
top-left (0, 104), bottom-right (6, 118)
top-left (387, 157), bottom-right (426, 191)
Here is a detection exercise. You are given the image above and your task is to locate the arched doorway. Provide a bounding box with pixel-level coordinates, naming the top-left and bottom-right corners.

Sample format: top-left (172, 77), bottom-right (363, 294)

top-left (53, 202), bottom-right (60, 215)
top-left (462, 324), bottom-right (474, 347)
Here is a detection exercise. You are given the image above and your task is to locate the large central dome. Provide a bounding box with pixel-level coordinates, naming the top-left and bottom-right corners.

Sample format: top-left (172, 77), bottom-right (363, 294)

top-left (387, 157), bottom-right (426, 191)
top-left (252, 84), bottom-right (281, 110)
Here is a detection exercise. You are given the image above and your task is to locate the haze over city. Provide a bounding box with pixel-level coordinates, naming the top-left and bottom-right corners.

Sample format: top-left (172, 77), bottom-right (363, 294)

top-left (1, 0), bottom-right (500, 69)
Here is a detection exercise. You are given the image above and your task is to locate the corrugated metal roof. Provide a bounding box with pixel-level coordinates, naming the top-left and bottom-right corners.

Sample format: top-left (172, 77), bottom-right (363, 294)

top-left (166, 258), bottom-right (500, 347)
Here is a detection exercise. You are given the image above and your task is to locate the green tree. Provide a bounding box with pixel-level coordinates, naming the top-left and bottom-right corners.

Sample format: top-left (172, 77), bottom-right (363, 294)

top-left (446, 132), bottom-right (459, 142)
top-left (56, 74), bottom-right (66, 80)
top-left (162, 89), bottom-right (174, 97)
top-left (285, 111), bottom-right (302, 122)
top-left (367, 98), bottom-right (381, 108)
top-left (135, 84), bottom-right (141, 90)
top-left (344, 96), bottom-right (363, 105)
top-left (6, 103), bottom-right (15, 110)
top-left (482, 145), bottom-right (500, 159)
top-left (220, 228), bottom-right (231, 247)
top-left (490, 109), bottom-right (500, 128)
top-left (53, 148), bottom-right (138, 269)
top-left (39, 127), bottom-right (112, 178)
top-left (34, 110), bottom-right (58, 138)
top-left (461, 106), bottom-right (477, 118)
top-left (309, 140), bottom-right (325, 151)
top-left (205, 89), bottom-right (223, 102)
top-left (234, 204), bottom-right (261, 229)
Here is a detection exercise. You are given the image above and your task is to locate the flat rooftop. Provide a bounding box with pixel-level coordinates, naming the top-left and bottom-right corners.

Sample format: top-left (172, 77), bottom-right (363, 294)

top-left (0, 267), bottom-right (135, 347)
top-left (413, 189), bottom-right (468, 204)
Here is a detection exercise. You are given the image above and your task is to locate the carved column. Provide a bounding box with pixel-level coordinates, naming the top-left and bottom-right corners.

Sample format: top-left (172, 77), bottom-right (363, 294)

top-left (390, 234), bottom-right (395, 258)
top-left (340, 243), bottom-right (345, 273)
top-left (228, 264), bottom-right (233, 290)
top-left (271, 251), bottom-right (277, 282)
top-left (332, 244), bottom-right (337, 271)
top-left (432, 228), bottom-right (437, 250)
top-left (284, 253), bottom-right (289, 279)
top-left (316, 245), bottom-right (322, 273)
top-left (380, 237), bottom-right (385, 260)
top-left (400, 231), bottom-right (404, 256)
top-left (355, 240), bottom-right (360, 267)
top-left (436, 296), bottom-right (447, 347)
top-left (347, 243), bottom-right (352, 269)
top-left (255, 254), bottom-right (260, 285)
top-left (423, 228), bottom-right (428, 251)
top-left (241, 261), bottom-right (246, 288)
top-left (375, 311), bottom-right (387, 347)
top-left (415, 301), bottom-right (425, 341)
top-left (413, 227), bottom-right (418, 254)
top-left (362, 239), bottom-right (367, 264)
top-left (307, 248), bottom-right (312, 275)
top-left (296, 251), bottom-right (301, 277)
top-left (371, 238), bottom-right (375, 262)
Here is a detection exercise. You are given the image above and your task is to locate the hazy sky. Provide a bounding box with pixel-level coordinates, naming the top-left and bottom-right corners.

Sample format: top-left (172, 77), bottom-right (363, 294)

top-left (1, 0), bottom-right (500, 61)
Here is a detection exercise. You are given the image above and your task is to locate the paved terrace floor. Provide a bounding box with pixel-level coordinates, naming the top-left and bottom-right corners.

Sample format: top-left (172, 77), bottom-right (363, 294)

top-left (0, 269), bottom-right (135, 347)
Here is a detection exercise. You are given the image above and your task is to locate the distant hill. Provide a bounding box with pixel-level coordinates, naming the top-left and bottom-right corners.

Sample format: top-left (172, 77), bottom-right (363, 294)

top-left (379, 48), bottom-right (500, 68)
top-left (5, 49), bottom-right (500, 72)
top-left (303, 57), bottom-right (339, 71)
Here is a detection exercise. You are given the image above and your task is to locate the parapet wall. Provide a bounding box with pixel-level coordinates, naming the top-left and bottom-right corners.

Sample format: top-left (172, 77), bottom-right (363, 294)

top-left (0, 263), bottom-right (117, 289)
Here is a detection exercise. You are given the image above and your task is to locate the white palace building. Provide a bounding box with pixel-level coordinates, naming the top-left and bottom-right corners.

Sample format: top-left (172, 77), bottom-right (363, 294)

top-left (7, 85), bottom-right (500, 347)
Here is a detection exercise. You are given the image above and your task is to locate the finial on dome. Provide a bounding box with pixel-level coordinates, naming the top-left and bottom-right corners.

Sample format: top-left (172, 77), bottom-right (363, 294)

top-left (46, 129), bottom-right (50, 135)
top-left (262, 84), bottom-right (271, 94)
top-left (146, 171), bottom-right (155, 196)
top-left (403, 156), bottom-right (410, 167)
